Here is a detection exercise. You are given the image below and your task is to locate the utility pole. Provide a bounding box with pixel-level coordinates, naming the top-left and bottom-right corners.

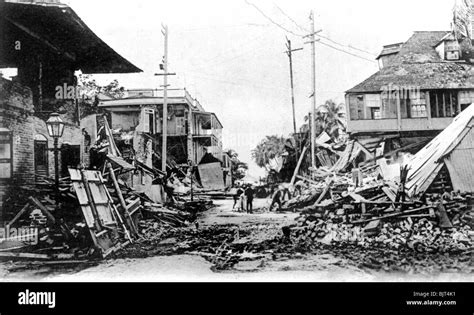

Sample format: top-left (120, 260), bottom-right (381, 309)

top-left (309, 11), bottom-right (316, 169)
top-left (155, 26), bottom-right (177, 172)
top-left (303, 11), bottom-right (321, 169)
top-left (285, 37), bottom-right (303, 135)
top-left (161, 24), bottom-right (169, 173)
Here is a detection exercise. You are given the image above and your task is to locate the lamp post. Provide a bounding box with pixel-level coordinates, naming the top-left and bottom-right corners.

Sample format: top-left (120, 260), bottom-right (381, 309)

top-left (46, 113), bottom-right (65, 189)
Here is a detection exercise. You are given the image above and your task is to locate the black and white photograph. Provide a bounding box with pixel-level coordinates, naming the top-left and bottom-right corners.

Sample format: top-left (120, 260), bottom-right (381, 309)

top-left (0, 0), bottom-right (473, 312)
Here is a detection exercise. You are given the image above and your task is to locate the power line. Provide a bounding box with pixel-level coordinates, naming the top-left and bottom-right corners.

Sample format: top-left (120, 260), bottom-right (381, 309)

top-left (244, 0), bottom-right (305, 37)
top-left (269, 4), bottom-right (377, 58)
top-left (317, 39), bottom-right (377, 63)
top-left (317, 33), bottom-right (377, 56)
top-left (274, 3), bottom-right (308, 33)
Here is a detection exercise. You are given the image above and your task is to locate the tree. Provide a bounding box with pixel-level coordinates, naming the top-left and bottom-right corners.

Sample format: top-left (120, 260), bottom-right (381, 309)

top-left (251, 135), bottom-right (287, 168)
top-left (225, 149), bottom-right (248, 182)
top-left (77, 74), bottom-right (125, 118)
top-left (299, 99), bottom-right (347, 142)
top-left (315, 100), bottom-right (347, 141)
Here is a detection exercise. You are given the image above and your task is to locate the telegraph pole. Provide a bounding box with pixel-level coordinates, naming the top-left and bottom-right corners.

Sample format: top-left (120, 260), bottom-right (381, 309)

top-left (303, 11), bottom-right (321, 169)
top-left (155, 25), bottom-right (176, 172)
top-left (285, 37), bottom-right (303, 135)
top-left (161, 24), bottom-right (169, 172)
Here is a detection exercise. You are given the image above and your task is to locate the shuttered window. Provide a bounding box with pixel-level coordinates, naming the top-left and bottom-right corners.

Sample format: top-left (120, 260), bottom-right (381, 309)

top-left (0, 130), bottom-right (12, 179)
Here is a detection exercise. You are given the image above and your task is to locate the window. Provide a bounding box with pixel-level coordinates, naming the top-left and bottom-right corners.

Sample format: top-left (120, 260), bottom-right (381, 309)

top-left (370, 108), bottom-right (381, 119)
top-left (429, 91), bottom-right (458, 118)
top-left (445, 40), bottom-right (460, 60)
top-left (0, 130), bottom-right (12, 179)
top-left (34, 135), bottom-right (49, 180)
top-left (142, 108), bottom-right (155, 134)
top-left (409, 92), bottom-right (427, 118)
top-left (348, 95), bottom-right (365, 120)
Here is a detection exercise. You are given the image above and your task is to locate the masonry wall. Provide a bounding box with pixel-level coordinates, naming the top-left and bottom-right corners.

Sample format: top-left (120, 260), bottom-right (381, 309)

top-left (0, 78), bottom-right (87, 222)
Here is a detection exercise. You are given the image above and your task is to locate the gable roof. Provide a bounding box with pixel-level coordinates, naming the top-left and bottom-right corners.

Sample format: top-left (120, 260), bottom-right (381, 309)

top-left (404, 103), bottom-right (474, 196)
top-left (347, 31), bottom-right (474, 93)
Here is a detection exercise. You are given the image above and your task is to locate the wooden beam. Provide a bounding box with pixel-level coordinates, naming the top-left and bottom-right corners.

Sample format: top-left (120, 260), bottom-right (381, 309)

top-left (107, 163), bottom-right (138, 235)
top-left (6, 203), bottom-right (30, 228)
top-left (290, 146), bottom-right (308, 185)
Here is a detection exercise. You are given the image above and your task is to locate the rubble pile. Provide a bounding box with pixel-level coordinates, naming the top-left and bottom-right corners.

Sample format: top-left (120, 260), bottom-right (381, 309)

top-left (289, 180), bottom-right (474, 254)
top-left (1, 167), bottom-right (213, 262)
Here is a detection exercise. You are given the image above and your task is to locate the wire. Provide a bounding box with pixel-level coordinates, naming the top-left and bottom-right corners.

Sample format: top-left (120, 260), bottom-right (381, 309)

top-left (244, 0), bottom-right (305, 37)
top-left (273, 3), bottom-right (309, 33)
top-left (317, 33), bottom-right (377, 56)
top-left (316, 39), bottom-right (377, 63)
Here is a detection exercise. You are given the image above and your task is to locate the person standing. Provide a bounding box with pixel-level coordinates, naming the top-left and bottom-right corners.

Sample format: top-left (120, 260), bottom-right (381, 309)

top-left (245, 185), bottom-right (255, 214)
top-left (232, 186), bottom-right (244, 211)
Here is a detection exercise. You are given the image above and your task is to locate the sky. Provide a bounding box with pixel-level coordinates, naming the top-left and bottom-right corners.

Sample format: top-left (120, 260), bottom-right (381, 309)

top-left (57, 0), bottom-right (454, 177)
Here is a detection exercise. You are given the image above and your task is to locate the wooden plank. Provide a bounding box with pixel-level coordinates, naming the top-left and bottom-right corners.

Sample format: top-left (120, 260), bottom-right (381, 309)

top-left (315, 179), bottom-right (333, 204)
top-left (7, 203), bottom-right (30, 228)
top-left (291, 146), bottom-right (308, 185)
top-left (382, 187), bottom-right (396, 203)
top-left (68, 169), bottom-right (82, 181)
top-left (352, 205), bottom-right (434, 224)
top-left (98, 173), bottom-right (133, 243)
top-left (107, 163), bottom-right (138, 235)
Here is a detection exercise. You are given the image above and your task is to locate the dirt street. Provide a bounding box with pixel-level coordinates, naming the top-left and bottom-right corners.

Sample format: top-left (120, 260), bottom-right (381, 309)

top-left (1, 199), bottom-right (472, 282)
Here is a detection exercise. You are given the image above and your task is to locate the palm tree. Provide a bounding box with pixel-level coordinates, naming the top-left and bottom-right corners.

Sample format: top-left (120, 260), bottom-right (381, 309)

top-left (299, 99), bottom-right (347, 142)
top-left (252, 135), bottom-right (287, 168)
top-left (316, 100), bottom-right (347, 141)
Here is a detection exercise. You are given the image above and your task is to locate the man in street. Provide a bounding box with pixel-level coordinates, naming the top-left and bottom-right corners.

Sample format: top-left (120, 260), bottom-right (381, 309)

top-left (245, 185), bottom-right (255, 214)
top-left (269, 186), bottom-right (283, 212)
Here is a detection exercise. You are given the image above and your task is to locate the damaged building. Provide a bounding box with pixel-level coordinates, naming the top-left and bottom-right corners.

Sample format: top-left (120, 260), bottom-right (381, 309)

top-left (97, 88), bottom-right (231, 191)
top-left (0, 0), bottom-right (141, 222)
top-left (345, 29), bottom-right (474, 153)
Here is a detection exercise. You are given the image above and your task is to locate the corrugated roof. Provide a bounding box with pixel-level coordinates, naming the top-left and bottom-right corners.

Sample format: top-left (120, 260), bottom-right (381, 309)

top-left (347, 31), bottom-right (474, 93)
top-left (404, 103), bottom-right (474, 196)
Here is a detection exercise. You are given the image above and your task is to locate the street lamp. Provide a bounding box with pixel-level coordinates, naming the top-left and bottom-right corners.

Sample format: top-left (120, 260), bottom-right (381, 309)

top-left (46, 113), bottom-right (65, 189)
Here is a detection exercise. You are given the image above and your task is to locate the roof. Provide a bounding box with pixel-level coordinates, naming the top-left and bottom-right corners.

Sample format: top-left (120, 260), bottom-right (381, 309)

top-left (0, 1), bottom-right (141, 73)
top-left (404, 103), bottom-right (474, 196)
top-left (347, 31), bottom-right (474, 93)
top-left (99, 97), bottom-right (193, 108)
top-left (376, 42), bottom-right (404, 60)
